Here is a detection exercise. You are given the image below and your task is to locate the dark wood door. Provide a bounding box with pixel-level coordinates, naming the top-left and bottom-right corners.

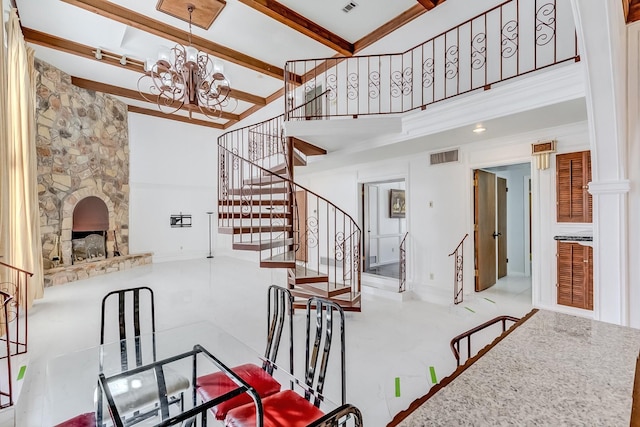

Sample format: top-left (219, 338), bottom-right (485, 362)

top-left (474, 170), bottom-right (496, 291)
top-left (497, 177), bottom-right (507, 279)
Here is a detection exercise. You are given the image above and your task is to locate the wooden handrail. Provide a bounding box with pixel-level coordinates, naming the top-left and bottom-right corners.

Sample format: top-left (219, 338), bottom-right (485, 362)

top-left (450, 315), bottom-right (520, 367)
top-left (0, 261), bottom-right (33, 277)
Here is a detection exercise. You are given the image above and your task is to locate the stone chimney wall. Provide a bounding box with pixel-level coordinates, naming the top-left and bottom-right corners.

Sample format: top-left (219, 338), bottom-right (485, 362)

top-left (35, 59), bottom-right (130, 268)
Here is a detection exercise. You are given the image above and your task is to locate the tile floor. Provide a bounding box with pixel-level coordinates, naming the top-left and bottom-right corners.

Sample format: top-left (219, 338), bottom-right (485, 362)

top-left (14, 257), bottom-right (532, 427)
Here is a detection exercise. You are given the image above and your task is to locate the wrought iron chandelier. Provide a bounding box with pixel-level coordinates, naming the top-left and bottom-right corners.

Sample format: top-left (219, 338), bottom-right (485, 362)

top-left (138, 4), bottom-right (231, 119)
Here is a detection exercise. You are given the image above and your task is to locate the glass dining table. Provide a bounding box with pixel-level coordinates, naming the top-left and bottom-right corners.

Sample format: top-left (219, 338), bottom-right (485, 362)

top-left (44, 321), bottom-right (338, 426)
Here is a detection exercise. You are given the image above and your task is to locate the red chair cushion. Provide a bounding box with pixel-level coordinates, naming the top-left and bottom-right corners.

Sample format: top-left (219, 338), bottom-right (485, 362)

top-left (196, 363), bottom-right (281, 420)
top-left (225, 389), bottom-right (324, 427)
top-left (54, 413), bottom-right (96, 427)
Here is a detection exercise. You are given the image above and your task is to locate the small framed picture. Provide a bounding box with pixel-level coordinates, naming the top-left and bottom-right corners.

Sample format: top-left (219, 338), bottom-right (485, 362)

top-left (390, 189), bottom-right (405, 218)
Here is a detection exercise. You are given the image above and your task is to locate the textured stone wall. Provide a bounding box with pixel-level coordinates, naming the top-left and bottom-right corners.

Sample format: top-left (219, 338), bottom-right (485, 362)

top-left (35, 59), bottom-right (130, 268)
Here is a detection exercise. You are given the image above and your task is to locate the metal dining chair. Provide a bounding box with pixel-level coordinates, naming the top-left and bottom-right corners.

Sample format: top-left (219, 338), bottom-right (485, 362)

top-left (195, 285), bottom-right (294, 421)
top-left (96, 286), bottom-right (189, 426)
top-left (224, 297), bottom-right (346, 427)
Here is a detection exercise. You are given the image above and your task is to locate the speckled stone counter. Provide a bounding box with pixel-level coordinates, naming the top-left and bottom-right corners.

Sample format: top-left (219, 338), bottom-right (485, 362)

top-left (396, 310), bottom-right (640, 426)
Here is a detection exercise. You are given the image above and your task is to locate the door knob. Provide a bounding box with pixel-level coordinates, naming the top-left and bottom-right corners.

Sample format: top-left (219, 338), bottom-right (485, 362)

top-left (492, 232), bottom-right (501, 238)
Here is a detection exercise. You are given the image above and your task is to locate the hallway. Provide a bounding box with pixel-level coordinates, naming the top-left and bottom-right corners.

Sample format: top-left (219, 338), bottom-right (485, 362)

top-left (17, 258), bottom-right (532, 426)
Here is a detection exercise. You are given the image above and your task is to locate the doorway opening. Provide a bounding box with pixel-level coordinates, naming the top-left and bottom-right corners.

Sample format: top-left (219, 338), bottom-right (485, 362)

top-left (473, 163), bottom-right (531, 299)
top-left (361, 179), bottom-right (407, 280)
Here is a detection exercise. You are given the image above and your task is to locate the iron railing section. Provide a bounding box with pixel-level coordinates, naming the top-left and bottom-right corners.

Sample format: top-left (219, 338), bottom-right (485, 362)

top-left (0, 261), bottom-right (31, 357)
top-left (218, 145), bottom-right (362, 296)
top-left (448, 233), bottom-right (468, 305)
top-left (450, 315), bottom-right (520, 367)
top-left (399, 232), bottom-right (408, 293)
top-left (0, 291), bottom-right (13, 409)
top-left (285, 0), bottom-right (578, 120)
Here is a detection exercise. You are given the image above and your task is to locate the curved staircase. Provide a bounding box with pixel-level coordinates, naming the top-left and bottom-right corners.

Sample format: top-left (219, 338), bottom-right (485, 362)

top-left (218, 112), bottom-right (362, 311)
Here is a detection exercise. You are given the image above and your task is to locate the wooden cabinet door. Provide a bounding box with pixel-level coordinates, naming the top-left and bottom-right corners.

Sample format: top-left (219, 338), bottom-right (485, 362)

top-left (556, 151), bottom-right (592, 223)
top-left (557, 242), bottom-right (593, 310)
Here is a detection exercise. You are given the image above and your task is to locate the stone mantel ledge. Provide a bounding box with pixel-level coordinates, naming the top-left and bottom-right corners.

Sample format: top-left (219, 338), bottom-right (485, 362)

top-left (43, 253), bottom-right (152, 287)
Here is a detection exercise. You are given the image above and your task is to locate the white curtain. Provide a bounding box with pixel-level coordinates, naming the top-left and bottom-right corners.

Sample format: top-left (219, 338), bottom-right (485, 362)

top-left (0, 9), bottom-right (44, 307)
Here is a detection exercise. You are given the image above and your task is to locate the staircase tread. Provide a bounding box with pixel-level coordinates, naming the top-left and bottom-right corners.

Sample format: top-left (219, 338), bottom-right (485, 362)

top-left (233, 238), bottom-right (294, 251)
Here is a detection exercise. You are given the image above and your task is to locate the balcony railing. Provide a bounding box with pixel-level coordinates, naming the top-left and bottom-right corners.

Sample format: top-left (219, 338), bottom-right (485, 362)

top-left (285, 0), bottom-right (578, 120)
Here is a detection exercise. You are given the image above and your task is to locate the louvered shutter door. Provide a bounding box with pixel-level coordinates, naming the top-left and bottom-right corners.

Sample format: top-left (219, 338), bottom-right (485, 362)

top-left (557, 242), bottom-right (574, 307)
top-left (556, 151), bottom-right (592, 223)
top-left (557, 242), bottom-right (593, 310)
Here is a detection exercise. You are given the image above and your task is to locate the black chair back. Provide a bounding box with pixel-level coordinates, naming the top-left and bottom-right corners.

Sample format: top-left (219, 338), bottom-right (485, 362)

top-left (305, 297), bottom-right (346, 408)
top-left (100, 286), bottom-right (156, 371)
top-left (264, 285), bottom-right (293, 375)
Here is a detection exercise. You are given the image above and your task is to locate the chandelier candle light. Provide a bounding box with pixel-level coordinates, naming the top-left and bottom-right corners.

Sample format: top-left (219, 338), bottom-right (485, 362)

top-left (138, 4), bottom-right (231, 119)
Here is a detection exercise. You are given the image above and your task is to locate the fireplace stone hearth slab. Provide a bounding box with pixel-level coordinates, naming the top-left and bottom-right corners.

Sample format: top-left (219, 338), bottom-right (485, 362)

top-left (43, 253), bottom-right (153, 287)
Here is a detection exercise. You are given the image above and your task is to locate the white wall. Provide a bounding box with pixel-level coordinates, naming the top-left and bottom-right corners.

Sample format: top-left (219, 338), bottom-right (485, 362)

top-left (297, 120), bottom-right (590, 314)
top-left (128, 113), bottom-right (222, 262)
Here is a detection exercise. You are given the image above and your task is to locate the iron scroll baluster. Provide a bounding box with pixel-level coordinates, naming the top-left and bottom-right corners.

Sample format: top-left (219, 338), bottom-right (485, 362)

top-left (448, 234), bottom-right (468, 305)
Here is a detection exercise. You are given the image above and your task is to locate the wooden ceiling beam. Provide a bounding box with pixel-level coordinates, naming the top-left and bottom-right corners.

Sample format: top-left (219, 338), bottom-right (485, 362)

top-left (23, 27), bottom-right (144, 73)
top-left (236, 0), bottom-right (354, 56)
top-left (23, 28), bottom-right (267, 107)
top-left (416, 0), bottom-right (436, 10)
top-left (354, 4), bottom-right (429, 53)
top-left (60, 0), bottom-right (286, 80)
top-left (128, 105), bottom-right (225, 129)
top-left (628, 0), bottom-right (640, 23)
top-left (71, 76), bottom-right (241, 123)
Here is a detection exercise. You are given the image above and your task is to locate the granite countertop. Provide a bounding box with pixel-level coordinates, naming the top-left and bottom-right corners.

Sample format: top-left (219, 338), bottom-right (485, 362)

top-left (554, 235), bottom-right (593, 241)
top-left (396, 310), bottom-right (640, 426)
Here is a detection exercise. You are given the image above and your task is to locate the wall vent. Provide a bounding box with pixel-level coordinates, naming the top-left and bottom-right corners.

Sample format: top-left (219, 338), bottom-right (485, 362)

top-left (430, 149), bottom-right (459, 165)
top-left (342, 2), bottom-right (358, 13)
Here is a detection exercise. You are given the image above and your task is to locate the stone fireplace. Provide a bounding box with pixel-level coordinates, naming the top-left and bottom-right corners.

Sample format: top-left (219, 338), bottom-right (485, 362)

top-left (35, 59), bottom-right (150, 286)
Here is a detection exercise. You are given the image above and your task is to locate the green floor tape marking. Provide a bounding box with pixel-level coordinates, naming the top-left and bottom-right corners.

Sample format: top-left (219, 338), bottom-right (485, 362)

top-left (429, 366), bottom-right (438, 384)
top-left (465, 306), bottom-right (476, 313)
top-left (484, 297), bottom-right (496, 303)
top-left (395, 377), bottom-right (401, 397)
top-left (17, 365), bottom-right (26, 381)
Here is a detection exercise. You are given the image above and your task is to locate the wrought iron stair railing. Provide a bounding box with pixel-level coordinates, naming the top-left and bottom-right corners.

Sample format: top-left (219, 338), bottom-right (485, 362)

top-left (218, 114), bottom-right (362, 310)
top-left (285, 0), bottom-right (578, 120)
top-left (399, 232), bottom-right (408, 293)
top-left (448, 234), bottom-right (468, 305)
top-left (0, 261), bottom-right (33, 408)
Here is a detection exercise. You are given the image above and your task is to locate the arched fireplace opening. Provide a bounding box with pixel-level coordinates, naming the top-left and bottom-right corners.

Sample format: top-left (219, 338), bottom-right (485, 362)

top-left (72, 196), bottom-right (109, 264)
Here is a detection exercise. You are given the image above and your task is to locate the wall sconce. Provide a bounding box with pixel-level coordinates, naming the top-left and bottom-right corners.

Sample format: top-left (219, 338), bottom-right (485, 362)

top-left (531, 140), bottom-right (557, 170)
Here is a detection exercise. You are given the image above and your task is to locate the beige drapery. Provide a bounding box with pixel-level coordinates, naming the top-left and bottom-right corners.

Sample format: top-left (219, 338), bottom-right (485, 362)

top-left (0, 9), bottom-right (44, 307)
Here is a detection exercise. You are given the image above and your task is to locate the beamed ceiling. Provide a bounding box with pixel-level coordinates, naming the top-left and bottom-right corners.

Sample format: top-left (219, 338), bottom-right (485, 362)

top-left (11, 0), bottom-right (448, 129)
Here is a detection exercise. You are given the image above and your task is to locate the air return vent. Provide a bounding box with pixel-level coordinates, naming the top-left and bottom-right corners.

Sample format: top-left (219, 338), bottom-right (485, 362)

top-left (430, 149), bottom-right (459, 165)
top-left (342, 2), bottom-right (358, 13)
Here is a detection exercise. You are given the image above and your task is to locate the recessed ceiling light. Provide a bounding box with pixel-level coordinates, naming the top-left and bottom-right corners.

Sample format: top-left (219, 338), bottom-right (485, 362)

top-left (473, 127), bottom-right (486, 134)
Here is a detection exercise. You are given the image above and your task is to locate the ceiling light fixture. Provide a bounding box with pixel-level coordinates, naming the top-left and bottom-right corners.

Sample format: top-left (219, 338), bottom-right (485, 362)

top-left (473, 126), bottom-right (486, 134)
top-left (138, 4), bottom-right (231, 119)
